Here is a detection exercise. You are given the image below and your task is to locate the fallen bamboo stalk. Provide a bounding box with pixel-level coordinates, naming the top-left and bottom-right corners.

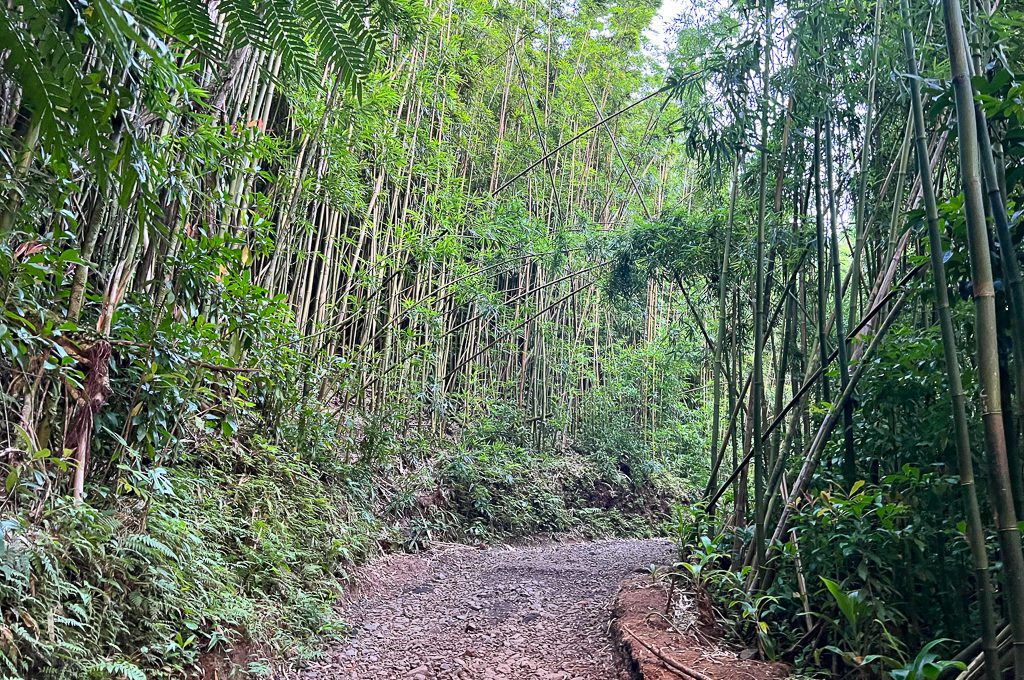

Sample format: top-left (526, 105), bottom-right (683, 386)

top-left (621, 624), bottom-right (715, 680)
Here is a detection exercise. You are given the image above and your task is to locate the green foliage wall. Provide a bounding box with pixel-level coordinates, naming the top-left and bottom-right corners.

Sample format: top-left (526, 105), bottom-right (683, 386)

top-left (0, 0), bottom-right (705, 676)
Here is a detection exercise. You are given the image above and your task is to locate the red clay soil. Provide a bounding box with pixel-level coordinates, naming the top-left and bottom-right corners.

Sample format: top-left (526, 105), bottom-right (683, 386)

top-left (611, 575), bottom-right (789, 680)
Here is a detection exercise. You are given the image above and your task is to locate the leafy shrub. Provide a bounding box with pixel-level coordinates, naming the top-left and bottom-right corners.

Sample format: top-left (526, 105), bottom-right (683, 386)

top-left (761, 470), bottom-right (974, 673)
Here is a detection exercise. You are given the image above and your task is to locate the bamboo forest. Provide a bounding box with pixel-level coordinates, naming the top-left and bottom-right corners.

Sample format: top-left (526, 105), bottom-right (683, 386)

top-left (3, 0), bottom-right (1024, 676)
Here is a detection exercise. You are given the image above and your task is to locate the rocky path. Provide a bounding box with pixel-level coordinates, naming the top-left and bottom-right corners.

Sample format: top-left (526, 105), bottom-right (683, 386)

top-left (300, 539), bottom-right (673, 680)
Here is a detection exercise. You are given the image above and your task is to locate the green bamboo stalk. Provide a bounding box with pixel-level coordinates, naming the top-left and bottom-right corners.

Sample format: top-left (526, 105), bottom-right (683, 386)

top-left (941, 0), bottom-right (1024, 671)
top-left (964, 26), bottom-right (1024, 517)
top-left (824, 115), bottom-right (855, 482)
top-left (899, 0), bottom-right (999, 673)
top-left (847, 0), bottom-right (885, 330)
top-left (709, 157), bottom-right (740, 515)
top-left (813, 120), bottom-right (831, 404)
top-left (751, 0), bottom-right (774, 575)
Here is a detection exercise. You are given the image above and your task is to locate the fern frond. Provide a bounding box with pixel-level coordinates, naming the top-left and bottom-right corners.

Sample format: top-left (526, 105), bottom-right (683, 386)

top-left (218, 0), bottom-right (270, 50)
top-left (67, 603), bottom-right (90, 620)
top-left (31, 551), bottom-right (59, 582)
top-left (87, 659), bottom-right (147, 680)
top-left (0, 646), bottom-right (20, 673)
top-left (261, 0), bottom-right (318, 82)
top-left (52, 615), bottom-right (86, 630)
top-left (164, 0), bottom-right (219, 48)
top-left (118, 534), bottom-right (179, 562)
top-left (8, 623), bottom-right (33, 645)
top-left (296, 0), bottom-right (372, 88)
top-left (52, 638), bottom-right (90, 657)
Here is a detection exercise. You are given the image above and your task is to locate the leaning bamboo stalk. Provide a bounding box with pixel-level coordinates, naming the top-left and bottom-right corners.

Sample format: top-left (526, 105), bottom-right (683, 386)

top-left (442, 273), bottom-right (602, 385)
top-left (494, 87), bottom-right (669, 195)
top-left (579, 68), bottom-right (651, 220)
top-left (846, 0), bottom-right (885, 327)
top-left (709, 260), bottom-right (927, 510)
top-left (362, 261), bottom-right (611, 393)
top-left (702, 247), bottom-right (813, 499)
top-left (766, 292), bottom-right (909, 552)
top-left (958, 626), bottom-right (1015, 680)
top-left (507, 27), bottom-right (563, 223)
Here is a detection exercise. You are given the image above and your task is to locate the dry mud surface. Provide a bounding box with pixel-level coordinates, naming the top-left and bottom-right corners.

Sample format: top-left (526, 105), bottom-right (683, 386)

top-left (299, 539), bottom-right (674, 679)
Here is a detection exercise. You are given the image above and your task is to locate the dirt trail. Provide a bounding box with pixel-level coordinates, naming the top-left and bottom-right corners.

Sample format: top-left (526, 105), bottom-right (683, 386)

top-left (300, 539), bottom-right (673, 680)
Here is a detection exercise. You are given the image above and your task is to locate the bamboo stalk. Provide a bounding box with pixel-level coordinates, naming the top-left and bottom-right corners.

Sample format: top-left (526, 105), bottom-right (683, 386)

top-left (941, 0), bottom-right (1024, 669)
top-left (899, 1), bottom-right (1000, 672)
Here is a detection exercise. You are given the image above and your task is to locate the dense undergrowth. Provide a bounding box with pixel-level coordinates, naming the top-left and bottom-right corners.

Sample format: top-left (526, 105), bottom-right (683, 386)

top-left (2, 403), bottom-right (692, 680)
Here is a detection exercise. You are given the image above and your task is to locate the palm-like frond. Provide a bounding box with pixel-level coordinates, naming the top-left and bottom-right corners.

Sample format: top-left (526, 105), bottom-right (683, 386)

top-left (168, 0), bottom-right (218, 48)
top-left (218, 0), bottom-right (270, 50)
top-left (263, 0), bottom-right (320, 80)
top-left (178, 0), bottom-right (402, 88)
top-left (135, 0), bottom-right (175, 37)
top-left (0, 4), bottom-right (70, 130)
top-left (298, 0), bottom-right (374, 90)
top-left (0, 0), bottom-right (406, 171)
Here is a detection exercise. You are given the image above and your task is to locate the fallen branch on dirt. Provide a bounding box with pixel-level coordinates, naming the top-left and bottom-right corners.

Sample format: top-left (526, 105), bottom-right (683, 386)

top-left (621, 624), bottom-right (714, 680)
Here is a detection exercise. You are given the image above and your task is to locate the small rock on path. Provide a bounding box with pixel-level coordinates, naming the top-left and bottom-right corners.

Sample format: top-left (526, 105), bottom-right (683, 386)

top-left (300, 539), bottom-right (673, 680)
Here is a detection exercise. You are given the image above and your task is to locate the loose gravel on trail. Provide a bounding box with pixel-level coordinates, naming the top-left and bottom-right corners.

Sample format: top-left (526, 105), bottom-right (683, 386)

top-left (300, 539), bottom-right (673, 680)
